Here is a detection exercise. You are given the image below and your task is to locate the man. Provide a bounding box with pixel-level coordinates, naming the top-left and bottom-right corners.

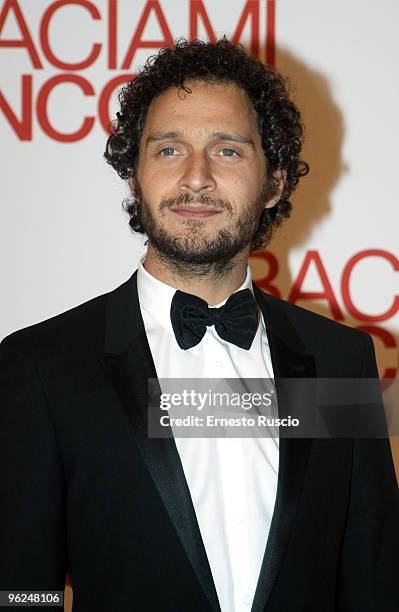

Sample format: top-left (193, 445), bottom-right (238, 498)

top-left (0, 39), bottom-right (398, 612)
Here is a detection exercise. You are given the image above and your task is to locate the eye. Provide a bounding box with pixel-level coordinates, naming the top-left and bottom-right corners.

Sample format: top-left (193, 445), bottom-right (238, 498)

top-left (159, 147), bottom-right (177, 156)
top-left (218, 148), bottom-right (240, 157)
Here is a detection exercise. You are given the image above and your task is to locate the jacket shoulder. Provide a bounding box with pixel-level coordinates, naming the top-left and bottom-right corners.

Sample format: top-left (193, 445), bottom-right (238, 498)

top-left (257, 288), bottom-right (371, 351)
top-left (1, 281), bottom-right (122, 354)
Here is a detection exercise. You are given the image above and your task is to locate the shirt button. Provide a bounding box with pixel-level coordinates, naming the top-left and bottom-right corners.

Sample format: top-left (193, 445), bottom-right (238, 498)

top-left (214, 360), bottom-right (223, 368)
top-left (235, 515), bottom-right (245, 526)
top-left (242, 593), bottom-right (252, 606)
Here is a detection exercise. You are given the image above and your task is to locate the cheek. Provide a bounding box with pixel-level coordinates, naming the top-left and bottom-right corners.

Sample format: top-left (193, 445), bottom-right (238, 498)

top-left (140, 165), bottom-right (177, 199)
top-left (228, 176), bottom-right (260, 203)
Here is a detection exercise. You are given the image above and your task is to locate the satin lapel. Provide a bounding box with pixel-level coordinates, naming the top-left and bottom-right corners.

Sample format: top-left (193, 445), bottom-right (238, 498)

top-left (251, 284), bottom-right (316, 612)
top-left (101, 271), bottom-right (220, 612)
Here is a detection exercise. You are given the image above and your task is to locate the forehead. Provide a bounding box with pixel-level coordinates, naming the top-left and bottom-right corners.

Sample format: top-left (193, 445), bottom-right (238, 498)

top-left (142, 80), bottom-right (260, 137)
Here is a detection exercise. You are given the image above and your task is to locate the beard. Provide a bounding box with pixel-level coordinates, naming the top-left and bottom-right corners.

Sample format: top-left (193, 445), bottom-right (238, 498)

top-left (135, 181), bottom-right (269, 279)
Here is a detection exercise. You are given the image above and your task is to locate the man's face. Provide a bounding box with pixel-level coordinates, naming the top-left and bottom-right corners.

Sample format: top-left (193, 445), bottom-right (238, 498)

top-left (134, 80), bottom-right (278, 271)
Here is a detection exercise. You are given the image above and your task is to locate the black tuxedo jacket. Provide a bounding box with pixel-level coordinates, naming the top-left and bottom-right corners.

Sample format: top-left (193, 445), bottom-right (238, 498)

top-left (1, 271), bottom-right (398, 612)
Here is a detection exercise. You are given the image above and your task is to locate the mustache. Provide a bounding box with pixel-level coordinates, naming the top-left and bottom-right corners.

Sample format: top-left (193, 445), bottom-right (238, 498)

top-left (160, 192), bottom-right (233, 212)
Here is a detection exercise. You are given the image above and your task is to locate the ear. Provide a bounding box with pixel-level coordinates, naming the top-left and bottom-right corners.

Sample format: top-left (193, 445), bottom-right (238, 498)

top-left (264, 169), bottom-right (287, 209)
top-left (128, 176), bottom-right (136, 193)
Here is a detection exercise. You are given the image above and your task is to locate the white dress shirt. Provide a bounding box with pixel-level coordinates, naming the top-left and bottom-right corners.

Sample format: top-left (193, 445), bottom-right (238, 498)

top-left (137, 255), bottom-right (279, 612)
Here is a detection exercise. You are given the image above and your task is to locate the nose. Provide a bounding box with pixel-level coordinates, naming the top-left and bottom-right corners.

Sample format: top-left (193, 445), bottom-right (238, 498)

top-left (179, 151), bottom-right (217, 194)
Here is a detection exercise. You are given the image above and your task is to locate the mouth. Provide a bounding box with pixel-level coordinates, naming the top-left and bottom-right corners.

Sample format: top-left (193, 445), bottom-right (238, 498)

top-left (170, 206), bottom-right (224, 219)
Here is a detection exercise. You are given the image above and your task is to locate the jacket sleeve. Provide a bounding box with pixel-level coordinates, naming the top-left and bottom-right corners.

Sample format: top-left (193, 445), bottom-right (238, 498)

top-left (0, 333), bottom-right (67, 605)
top-left (337, 334), bottom-right (399, 611)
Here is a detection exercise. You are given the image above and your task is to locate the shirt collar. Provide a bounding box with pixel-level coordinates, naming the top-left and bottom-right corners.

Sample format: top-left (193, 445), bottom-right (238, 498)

top-left (136, 254), bottom-right (255, 337)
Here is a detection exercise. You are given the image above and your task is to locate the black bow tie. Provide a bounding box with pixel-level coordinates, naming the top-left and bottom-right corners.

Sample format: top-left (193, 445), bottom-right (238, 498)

top-left (170, 288), bottom-right (258, 350)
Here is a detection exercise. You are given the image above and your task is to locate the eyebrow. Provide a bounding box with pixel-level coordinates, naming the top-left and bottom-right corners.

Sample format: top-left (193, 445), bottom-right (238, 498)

top-left (146, 130), bottom-right (255, 147)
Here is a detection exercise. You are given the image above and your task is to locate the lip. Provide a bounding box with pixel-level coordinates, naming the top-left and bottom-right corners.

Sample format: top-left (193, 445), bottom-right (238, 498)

top-left (171, 207), bottom-right (223, 219)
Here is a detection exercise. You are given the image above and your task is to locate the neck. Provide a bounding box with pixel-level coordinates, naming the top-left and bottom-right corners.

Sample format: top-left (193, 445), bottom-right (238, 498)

top-left (143, 244), bottom-right (250, 306)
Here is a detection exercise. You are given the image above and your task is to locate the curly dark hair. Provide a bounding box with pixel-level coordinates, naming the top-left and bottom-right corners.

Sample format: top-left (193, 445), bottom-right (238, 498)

top-left (104, 37), bottom-right (309, 251)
